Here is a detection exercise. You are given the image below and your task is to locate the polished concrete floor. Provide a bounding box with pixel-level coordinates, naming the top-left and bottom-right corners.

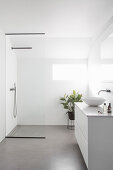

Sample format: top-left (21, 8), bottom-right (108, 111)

top-left (7, 125), bottom-right (46, 138)
top-left (0, 126), bottom-right (87, 170)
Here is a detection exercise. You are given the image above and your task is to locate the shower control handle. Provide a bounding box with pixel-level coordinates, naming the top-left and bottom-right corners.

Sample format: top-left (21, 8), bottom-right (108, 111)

top-left (10, 83), bottom-right (16, 91)
top-left (10, 87), bottom-right (16, 91)
top-left (10, 83), bottom-right (17, 118)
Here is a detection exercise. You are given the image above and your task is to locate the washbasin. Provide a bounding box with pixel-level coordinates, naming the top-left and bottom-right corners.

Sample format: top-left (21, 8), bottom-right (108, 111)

top-left (82, 97), bottom-right (105, 106)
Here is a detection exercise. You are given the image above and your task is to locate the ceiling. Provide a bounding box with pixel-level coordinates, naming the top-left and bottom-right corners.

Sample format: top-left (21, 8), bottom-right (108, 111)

top-left (1, 0), bottom-right (113, 58)
top-left (0, 0), bottom-right (113, 37)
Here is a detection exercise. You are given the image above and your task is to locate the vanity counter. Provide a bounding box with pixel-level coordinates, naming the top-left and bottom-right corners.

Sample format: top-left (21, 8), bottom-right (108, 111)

top-left (76, 102), bottom-right (113, 117)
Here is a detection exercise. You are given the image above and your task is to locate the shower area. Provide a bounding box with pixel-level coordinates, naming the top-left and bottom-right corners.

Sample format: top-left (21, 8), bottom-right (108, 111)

top-left (6, 33), bottom-right (46, 138)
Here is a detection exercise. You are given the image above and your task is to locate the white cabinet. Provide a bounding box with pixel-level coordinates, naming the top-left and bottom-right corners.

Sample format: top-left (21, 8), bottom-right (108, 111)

top-left (75, 106), bottom-right (88, 141)
top-left (75, 103), bottom-right (113, 170)
top-left (75, 122), bottom-right (88, 167)
top-left (75, 105), bottom-right (88, 167)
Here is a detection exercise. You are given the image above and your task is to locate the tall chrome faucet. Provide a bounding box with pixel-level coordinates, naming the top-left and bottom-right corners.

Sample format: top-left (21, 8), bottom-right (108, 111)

top-left (98, 89), bottom-right (111, 95)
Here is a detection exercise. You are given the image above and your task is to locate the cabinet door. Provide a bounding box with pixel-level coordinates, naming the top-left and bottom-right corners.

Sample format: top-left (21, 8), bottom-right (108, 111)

top-left (75, 122), bottom-right (88, 168)
top-left (75, 105), bottom-right (88, 141)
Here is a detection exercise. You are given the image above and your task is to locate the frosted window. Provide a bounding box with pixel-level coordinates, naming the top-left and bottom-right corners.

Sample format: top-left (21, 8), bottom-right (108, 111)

top-left (53, 64), bottom-right (87, 81)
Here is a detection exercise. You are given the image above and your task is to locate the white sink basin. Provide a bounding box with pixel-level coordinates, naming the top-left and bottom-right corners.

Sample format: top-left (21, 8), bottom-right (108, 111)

top-left (82, 97), bottom-right (105, 106)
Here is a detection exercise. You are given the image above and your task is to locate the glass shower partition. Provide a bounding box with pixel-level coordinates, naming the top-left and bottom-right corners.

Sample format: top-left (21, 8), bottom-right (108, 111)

top-left (6, 34), bottom-right (46, 138)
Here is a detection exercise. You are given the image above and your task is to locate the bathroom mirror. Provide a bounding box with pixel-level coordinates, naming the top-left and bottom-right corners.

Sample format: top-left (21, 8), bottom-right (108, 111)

top-left (88, 17), bottom-right (113, 97)
top-left (100, 32), bottom-right (113, 82)
top-left (99, 24), bottom-right (113, 105)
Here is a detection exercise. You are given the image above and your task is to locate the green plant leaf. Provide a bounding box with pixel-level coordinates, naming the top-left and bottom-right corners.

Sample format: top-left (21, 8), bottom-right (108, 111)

top-left (60, 97), bottom-right (65, 101)
top-left (77, 94), bottom-right (82, 100)
top-left (64, 93), bottom-right (68, 99)
top-left (60, 90), bottom-right (82, 112)
top-left (64, 106), bottom-right (68, 109)
top-left (73, 90), bottom-right (76, 95)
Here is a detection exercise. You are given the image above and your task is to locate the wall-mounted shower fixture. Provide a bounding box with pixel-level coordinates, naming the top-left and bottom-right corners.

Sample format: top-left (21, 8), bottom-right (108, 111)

top-left (5, 32), bottom-right (45, 36)
top-left (11, 47), bottom-right (32, 50)
top-left (10, 83), bottom-right (17, 118)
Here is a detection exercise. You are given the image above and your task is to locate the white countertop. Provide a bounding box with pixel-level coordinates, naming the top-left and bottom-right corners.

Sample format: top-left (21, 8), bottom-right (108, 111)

top-left (75, 102), bottom-right (113, 117)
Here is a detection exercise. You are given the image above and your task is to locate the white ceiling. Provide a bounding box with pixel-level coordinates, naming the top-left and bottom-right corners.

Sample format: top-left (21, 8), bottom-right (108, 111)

top-left (0, 0), bottom-right (113, 37)
top-left (1, 0), bottom-right (113, 58)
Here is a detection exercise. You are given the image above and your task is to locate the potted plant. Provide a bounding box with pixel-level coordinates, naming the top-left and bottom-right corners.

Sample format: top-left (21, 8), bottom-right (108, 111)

top-left (60, 90), bottom-right (82, 120)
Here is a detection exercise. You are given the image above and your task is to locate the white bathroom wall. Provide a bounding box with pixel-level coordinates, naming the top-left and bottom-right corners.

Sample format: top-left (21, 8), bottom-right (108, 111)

top-left (17, 38), bottom-right (89, 125)
top-left (45, 38), bottom-right (90, 59)
top-left (6, 37), bottom-right (17, 135)
top-left (0, 30), bottom-right (6, 141)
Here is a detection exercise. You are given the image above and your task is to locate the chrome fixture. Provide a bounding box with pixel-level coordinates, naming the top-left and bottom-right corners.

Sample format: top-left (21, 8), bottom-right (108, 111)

top-left (98, 89), bottom-right (111, 95)
top-left (5, 32), bottom-right (45, 35)
top-left (10, 83), bottom-right (17, 118)
top-left (98, 111), bottom-right (103, 114)
top-left (11, 47), bottom-right (32, 50)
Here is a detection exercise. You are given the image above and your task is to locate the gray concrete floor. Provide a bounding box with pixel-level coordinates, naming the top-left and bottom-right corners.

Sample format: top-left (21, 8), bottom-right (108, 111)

top-left (7, 125), bottom-right (46, 138)
top-left (0, 126), bottom-right (87, 170)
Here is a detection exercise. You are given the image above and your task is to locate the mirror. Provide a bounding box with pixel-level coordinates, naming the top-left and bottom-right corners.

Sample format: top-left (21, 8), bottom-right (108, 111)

top-left (100, 33), bottom-right (113, 82)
